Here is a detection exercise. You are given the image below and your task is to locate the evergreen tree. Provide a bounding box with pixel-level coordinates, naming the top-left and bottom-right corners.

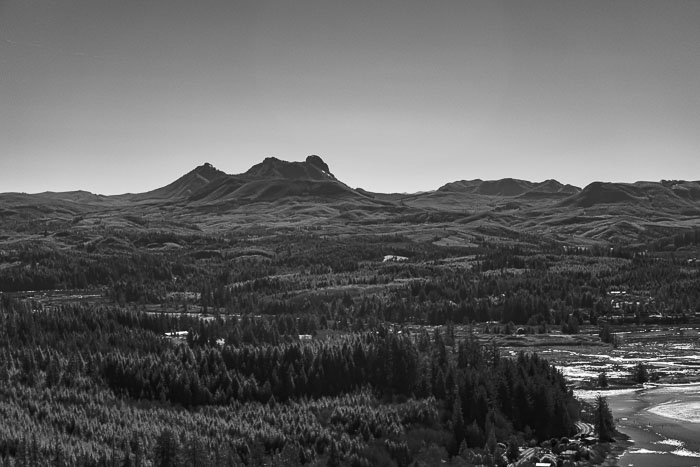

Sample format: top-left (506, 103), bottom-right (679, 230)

top-left (632, 363), bottom-right (648, 383)
top-left (594, 396), bottom-right (615, 442)
top-left (597, 371), bottom-right (608, 388)
top-left (448, 391), bottom-right (466, 456)
top-left (154, 429), bottom-right (180, 467)
top-left (506, 436), bottom-right (519, 462)
top-left (326, 441), bottom-right (341, 467)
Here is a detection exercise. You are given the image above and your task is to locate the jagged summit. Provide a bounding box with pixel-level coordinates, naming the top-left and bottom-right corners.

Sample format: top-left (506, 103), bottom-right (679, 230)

top-left (180, 155), bottom-right (366, 204)
top-left (244, 155), bottom-right (336, 181)
top-left (305, 155), bottom-right (333, 176)
top-left (192, 162), bottom-right (225, 178)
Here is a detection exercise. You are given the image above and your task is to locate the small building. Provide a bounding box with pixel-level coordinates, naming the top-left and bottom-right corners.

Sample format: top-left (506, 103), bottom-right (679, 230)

top-left (383, 255), bottom-right (408, 262)
top-left (165, 331), bottom-right (188, 338)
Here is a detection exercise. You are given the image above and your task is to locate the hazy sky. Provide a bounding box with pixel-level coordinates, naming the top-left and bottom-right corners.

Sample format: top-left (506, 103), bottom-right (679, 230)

top-left (1, 0), bottom-right (699, 194)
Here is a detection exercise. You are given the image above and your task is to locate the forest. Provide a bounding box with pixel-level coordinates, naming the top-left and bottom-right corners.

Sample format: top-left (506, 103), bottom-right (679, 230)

top-left (0, 299), bottom-right (579, 466)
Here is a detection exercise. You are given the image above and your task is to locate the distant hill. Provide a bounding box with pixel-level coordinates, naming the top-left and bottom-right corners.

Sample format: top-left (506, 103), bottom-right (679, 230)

top-left (561, 181), bottom-right (700, 214)
top-left (1, 156), bottom-right (698, 244)
top-left (438, 178), bottom-right (580, 198)
top-left (476, 178), bottom-right (533, 196)
top-left (437, 179), bottom-right (485, 193)
top-left (520, 180), bottom-right (581, 199)
top-left (664, 180), bottom-right (700, 202)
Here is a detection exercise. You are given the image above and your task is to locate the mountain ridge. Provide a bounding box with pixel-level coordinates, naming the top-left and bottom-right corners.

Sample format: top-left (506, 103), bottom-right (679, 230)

top-left (1, 155), bottom-right (699, 244)
top-left (5, 155), bottom-right (697, 201)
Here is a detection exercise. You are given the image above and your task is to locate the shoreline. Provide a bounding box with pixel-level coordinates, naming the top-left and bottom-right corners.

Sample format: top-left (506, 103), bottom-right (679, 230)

top-left (600, 383), bottom-right (700, 467)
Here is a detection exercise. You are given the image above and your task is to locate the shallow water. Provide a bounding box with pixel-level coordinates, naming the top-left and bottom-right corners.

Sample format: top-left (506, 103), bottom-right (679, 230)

top-left (609, 384), bottom-right (700, 467)
top-left (562, 327), bottom-right (700, 466)
top-left (500, 326), bottom-right (700, 465)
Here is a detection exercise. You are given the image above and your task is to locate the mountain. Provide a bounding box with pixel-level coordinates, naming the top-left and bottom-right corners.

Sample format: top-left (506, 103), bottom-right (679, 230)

top-left (186, 156), bottom-right (368, 205)
top-left (562, 182), bottom-right (639, 208)
top-left (438, 178), bottom-right (581, 198)
top-left (245, 155), bottom-right (336, 181)
top-left (561, 181), bottom-right (700, 214)
top-left (125, 155), bottom-right (366, 206)
top-left (133, 162), bottom-right (228, 201)
top-left (1, 156), bottom-right (699, 244)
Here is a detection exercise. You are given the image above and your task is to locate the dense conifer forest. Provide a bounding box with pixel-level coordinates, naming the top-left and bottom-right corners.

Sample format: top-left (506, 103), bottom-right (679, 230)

top-left (0, 299), bottom-right (578, 466)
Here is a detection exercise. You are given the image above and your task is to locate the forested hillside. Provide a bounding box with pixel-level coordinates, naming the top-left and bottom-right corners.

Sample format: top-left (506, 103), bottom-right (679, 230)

top-left (0, 299), bottom-right (578, 466)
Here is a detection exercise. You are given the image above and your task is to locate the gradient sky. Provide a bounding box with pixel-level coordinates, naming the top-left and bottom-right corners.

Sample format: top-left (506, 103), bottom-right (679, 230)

top-left (1, 0), bottom-right (699, 195)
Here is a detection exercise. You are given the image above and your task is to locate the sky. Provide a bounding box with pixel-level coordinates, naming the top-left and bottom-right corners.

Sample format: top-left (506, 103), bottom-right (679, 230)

top-left (1, 0), bottom-right (699, 195)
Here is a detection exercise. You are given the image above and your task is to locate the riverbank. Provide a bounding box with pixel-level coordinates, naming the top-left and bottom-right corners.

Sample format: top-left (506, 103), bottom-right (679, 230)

top-left (601, 383), bottom-right (700, 467)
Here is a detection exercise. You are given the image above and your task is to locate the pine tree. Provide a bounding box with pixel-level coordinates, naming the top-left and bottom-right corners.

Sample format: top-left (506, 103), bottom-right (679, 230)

top-left (278, 442), bottom-right (300, 467)
top-left (28, 434), bottom-right (40, 467)
top-left (326, 441), bottom-right (340, 467)
top-left (598, 371), bottom-right (608, 388)
top-left (506, 436), bottom-right (520, 462)
top-left (16, 436), bottom-right (29, 467)
top-left (130, 433), bottom-right (143, 467)
top-left (449, 391), bottom-right (466, 456)
top-left (154, 428), bottom-right (180, 467)
top-left (594, 395), bottom-right (615, 442)
top-left (52, 441), bottom-right (65, 467)
top-left (632, 363), bottom-right (648, 383)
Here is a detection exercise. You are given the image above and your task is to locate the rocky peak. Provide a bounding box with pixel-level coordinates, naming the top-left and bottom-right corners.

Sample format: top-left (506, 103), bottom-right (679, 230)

top-left (305, 155), bottom-right (332, 176)
top-left (245, 156), bottom-right (336, 181)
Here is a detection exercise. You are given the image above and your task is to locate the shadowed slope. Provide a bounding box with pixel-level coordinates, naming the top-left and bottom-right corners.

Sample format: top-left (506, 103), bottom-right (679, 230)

top-left (133, 163), bottom-right (227, 201)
